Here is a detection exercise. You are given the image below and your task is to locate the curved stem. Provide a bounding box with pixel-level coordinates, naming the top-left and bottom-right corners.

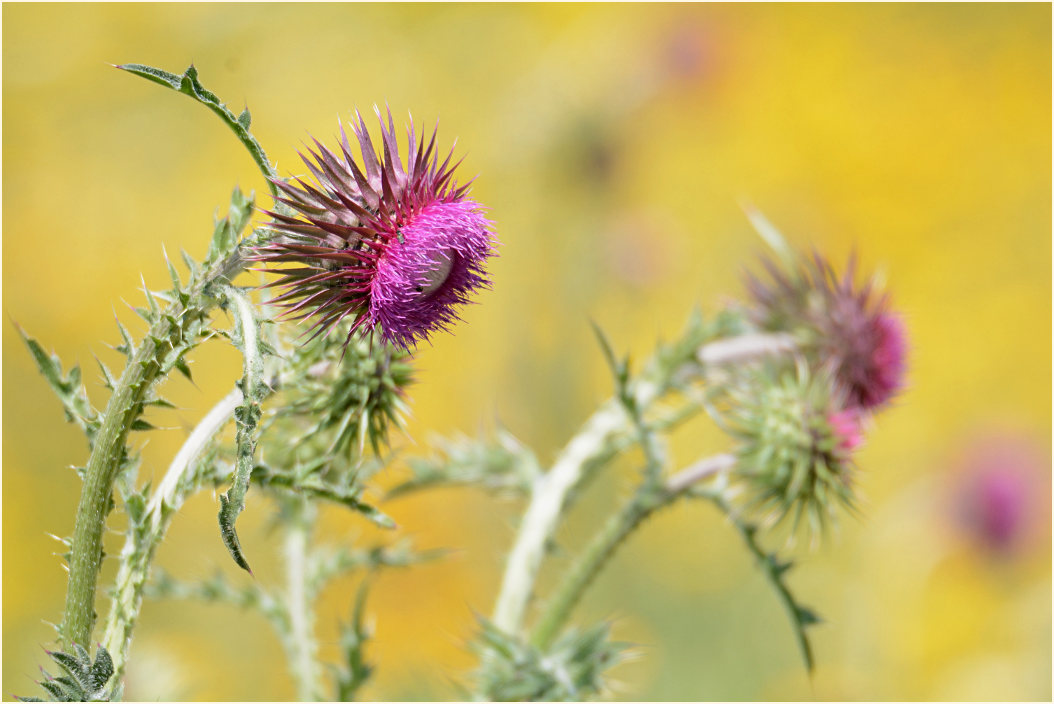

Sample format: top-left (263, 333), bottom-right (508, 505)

top-left (101, 387), bottom-right (243, 695)
top-left (491, 332), bottom-right (791, 636)
top-left (59, 246), bottom-right (252, 651)
top-left (529, 453), bottom-right (736, 650)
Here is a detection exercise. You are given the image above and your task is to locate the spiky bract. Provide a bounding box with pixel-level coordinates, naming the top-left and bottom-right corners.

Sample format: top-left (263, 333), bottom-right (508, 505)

top-left (280, 323), bottom-right (414, 458)
top-left (746, 252), bottom-right (906, 412)
top-left (253, 108), bottom-right (495, 350)
top-left (727, 363), bottom-right (860, 537)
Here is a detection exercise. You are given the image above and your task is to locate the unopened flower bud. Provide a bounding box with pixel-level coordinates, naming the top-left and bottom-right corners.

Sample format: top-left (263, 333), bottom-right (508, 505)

top-left (728, 363), bottom-right (861, 538)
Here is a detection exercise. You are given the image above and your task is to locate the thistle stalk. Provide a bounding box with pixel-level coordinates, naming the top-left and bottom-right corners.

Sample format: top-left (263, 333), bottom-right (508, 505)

top-left (281, 496), bottom-right (323, 702)
top-left (59, 245), bottom-right (252, 651)
top-left (529, 453), bottom-right (735, 650)
top-left (491, 332), bottom-right (793, 635)
top-left (101, 387), bottom-right (244, 694)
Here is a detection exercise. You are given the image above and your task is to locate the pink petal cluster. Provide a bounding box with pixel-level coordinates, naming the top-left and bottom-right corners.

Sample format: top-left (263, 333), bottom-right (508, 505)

top-left (827, 409), bottom-right (863, 453)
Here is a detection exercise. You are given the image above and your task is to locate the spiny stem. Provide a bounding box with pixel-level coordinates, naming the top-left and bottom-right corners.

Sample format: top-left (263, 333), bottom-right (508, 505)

top-left (529, 453), bottom-right (736, 650)
top-left (59, 246), bottom-right (251, 651)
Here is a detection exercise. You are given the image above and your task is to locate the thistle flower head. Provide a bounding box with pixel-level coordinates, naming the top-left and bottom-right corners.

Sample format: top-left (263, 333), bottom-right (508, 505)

top-left (728, 362), bottom-right (861, 538)
top-left (746, 252), bottom-right (906, 412)
top-left (253, 108), bottom-right (496, 350)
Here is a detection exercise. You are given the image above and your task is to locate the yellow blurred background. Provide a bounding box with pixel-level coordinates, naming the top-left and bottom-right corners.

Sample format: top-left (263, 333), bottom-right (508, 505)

top-left (3, 3), bottom-right (1050, 701)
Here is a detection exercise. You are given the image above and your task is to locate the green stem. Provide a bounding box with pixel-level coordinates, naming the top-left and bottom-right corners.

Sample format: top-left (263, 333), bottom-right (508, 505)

top-left (529, 453), bottom-right (736, 650)
top-left (529, 492), bottom-right (661, 651)
top-left (491, 330), bottom-right (793, 637)
top-left (59, 247), bottom-right (251, 651)
top-left (281, 496), bottom-right (323, 701)
top-left (102, 387), bottom-right (245, 696)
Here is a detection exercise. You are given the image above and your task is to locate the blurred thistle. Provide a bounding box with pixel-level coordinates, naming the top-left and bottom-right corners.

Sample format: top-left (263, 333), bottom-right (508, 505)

top-left (951, 434), bottom-right (1050, 558)
top-left (727, 362), bottom-right (862, 538)
top-left (472, 618), bottom-right (631, 702)
top-left (745, 251), bottom-right (907, 412)
top-left (253, 108), bottom-right (496, 350)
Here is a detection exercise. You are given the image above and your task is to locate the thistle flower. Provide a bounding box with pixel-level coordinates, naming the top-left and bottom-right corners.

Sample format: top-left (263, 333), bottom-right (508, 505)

top-left (745, 252), bottom-right (906, 412)
top-left (727, 362), bottom-right (862, 537)
top-left (253, 108), bottom-right (496, 350)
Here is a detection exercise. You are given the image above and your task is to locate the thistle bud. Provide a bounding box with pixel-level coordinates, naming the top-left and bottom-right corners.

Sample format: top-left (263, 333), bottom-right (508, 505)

top-left (282, 323), bottom-right (414, 456)
top-left (727, 362), bottom-right (862, 538)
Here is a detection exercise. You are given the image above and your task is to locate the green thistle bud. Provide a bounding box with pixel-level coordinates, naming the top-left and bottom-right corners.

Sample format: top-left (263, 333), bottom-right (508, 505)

top-left (279, 323), bottom-right (414, 458)
top-left (726, 361), bottom-right (861, 539)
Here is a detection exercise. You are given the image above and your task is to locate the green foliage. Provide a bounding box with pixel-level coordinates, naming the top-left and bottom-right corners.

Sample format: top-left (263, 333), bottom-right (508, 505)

top-left (331, 583), bottom-right (374, 701)
top-left (387, 430), bottom-right (540, 499)
top-left (217, 286), bottom-right (267, 574)
top-left (693, 483), bottom-right (821, 672)
top-left (115, 63), bottom-right (278, 194)
top-left (208, 188), bottom-right (255, 265)
top-left (473, 618), bottom-right (631, 702)
top-left (591, 321), bottom-right (665, 484)
top-left (17, 644), bottom-right (114, 702)
top-left (17, 327), bottom-right (100, 448)
top-left (276, 326), bottom-right (414, 459)
top-left (250, 461), bottom-right (396, 529)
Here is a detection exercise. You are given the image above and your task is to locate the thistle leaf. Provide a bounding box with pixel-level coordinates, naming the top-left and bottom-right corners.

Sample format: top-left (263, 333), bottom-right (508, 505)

top-left (208, 187), bottom-right (255, 262)
top-left (115, 63), bottom-right (278, 194)
top-left (19, 645), bottom-right (114, 702)
top-left (698, 487), bottom-right (820, 672)
top-left (17, 326), bottom-right (99, 447)
top-left (216, 286), bottom-right (266, 574)
top-left (332, 582), bottom-right (374, 701)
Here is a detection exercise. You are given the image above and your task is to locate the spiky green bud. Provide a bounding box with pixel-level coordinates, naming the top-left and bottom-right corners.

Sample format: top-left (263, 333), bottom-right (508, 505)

top-left (726, 362), bottom-right (861, 538)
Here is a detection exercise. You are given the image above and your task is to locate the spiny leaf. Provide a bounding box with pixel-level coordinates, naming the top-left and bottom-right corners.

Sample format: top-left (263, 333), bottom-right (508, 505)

top-left (216, 286), bottom-right (265, 574)
top-left (163, 246), bottom-right (182, 291)
top-left (590, 320), bottom-right (630, 402)
top-left (115, 63), bottom-right (278, 195)
top-left (115, 320), bottom-right (135, 357)
top-left (698, 487), bottom-right (819, 673)
top-left (174, 357), bottom-right (193, 382)
top-left (17, 326), bottom-right (99, 447)
top-left (129, 419), bottom-right (156, 432)
top-left (208, 188), bottom-right (255, 262)
top-left (20, 645), bottom-right (114, 702)
top-left (332, 581), bottom-right (374, 701)
top-left (180, 248), bottom-right (199, 275)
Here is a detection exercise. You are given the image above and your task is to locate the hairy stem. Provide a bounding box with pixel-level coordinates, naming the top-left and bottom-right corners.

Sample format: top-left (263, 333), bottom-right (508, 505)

top-left (529, 453), bottom-right (736, 650)
top-left (59, 247), bottom-right (251, 651)
top-left (282, 497), bottom-right (323, 702)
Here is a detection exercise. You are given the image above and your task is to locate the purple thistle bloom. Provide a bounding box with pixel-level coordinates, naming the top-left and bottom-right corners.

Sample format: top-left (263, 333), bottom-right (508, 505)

top-left (952, 435), bottom-right (1050, 557)
top-left (746, 252), bottom-right (907, 412)
top-left (252, 108), bottom-right (496, 350)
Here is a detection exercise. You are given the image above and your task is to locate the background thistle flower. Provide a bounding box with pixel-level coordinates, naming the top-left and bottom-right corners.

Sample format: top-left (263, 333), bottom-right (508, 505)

top-left (253, 108), bottom-right (496, 350)
top-left (745, 252), bottom-right (907, 412)
top-left (727, 362), bottom-right (862, 537)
